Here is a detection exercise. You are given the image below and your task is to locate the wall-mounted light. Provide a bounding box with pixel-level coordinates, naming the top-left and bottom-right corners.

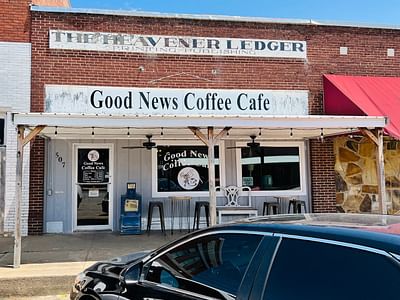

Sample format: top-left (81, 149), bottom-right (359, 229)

top-left (138, 65), bottom-right (145, 72)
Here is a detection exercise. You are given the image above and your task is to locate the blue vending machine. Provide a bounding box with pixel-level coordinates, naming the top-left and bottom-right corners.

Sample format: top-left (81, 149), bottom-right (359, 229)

top-left (120, 182), bottom-right (142, 234)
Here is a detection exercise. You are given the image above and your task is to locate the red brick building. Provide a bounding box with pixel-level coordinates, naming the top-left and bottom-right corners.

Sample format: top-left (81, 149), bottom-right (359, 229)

top-left (11, 5), bottom-right (399, 234)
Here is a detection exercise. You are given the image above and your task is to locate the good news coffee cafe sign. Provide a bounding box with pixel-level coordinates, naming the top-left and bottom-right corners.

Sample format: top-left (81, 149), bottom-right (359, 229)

top-left (49, 30), bottom-right (307, 59)
top-left (45, 85), bottom-right (308, 116)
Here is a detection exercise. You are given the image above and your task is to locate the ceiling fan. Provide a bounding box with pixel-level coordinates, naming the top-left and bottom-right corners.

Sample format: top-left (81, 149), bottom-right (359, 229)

top-left (122, 135), bottom-right (157, 150)
top-left (227, 135), bottom-right (260, 150)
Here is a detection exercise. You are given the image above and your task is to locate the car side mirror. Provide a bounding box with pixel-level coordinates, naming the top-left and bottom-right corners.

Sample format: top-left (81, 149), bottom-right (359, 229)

top-left (121, 261), bottom-right (143, 286)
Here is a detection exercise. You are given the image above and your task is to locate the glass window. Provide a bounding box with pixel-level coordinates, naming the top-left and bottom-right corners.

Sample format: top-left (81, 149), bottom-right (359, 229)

top-left (240, 146), bottom-right (300, 191)
top-left (263, 238), bottom-right (400, 300)
top-left (145, 233), bottom-right (262, 296)
top-left (157, 145), bottom-right (220, 192)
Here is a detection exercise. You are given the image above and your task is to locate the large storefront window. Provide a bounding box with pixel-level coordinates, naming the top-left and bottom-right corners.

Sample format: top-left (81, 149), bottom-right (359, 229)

top-left (240, 146), bottom-right (300, 191)
top-left (157, 146), bottom-right (220, 193)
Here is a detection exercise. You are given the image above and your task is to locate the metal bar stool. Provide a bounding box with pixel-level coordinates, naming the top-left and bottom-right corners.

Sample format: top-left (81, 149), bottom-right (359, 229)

top-left (288, 199), bottom-right (307, 213)
top-left (193, 201), bottom-right (210, 231)
top-left (169, 196), bottom-right (191, 234)
top-left (263, 202), bottom-right (280, 215)
top-left (146, 201), bottom-right (166, 234)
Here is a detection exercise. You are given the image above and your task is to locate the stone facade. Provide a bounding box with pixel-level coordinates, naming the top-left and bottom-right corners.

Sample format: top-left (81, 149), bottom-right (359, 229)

top-left (335, 136), bottom-right (400, 215)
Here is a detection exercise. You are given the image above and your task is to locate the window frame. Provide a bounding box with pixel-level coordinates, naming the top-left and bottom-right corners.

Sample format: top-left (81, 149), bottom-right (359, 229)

top-left (152, 140), bottom-right (226, 197)
top-left (235, 140), bottom-right (307, 196)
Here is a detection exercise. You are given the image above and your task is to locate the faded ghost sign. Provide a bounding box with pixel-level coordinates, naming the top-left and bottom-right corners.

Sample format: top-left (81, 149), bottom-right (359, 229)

top-left (49, 30), bottom-right (307, 59)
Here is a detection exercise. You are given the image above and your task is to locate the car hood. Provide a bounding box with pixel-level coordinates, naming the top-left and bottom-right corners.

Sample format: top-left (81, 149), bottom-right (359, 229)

top-left (106, 250), bottom-right (152, 265)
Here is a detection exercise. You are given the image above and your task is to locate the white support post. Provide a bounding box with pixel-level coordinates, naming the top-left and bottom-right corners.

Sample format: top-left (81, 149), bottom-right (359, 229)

top-left (376, 129), bottom-right (387, 215)
top-left (360, 128), bottom-right (387, 214)
top-left (208, 127), bottom-right (216, 226)
top-left (189, 126), bottom-right (230, 226)
top-left (13, 125), bottom-right (24, 268)
top-left (13, 125), bottom-right (45, 268)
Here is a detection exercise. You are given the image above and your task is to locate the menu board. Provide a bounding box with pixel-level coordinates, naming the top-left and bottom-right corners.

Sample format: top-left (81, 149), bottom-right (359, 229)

top-left (77, 148), bottom-right (109, 183)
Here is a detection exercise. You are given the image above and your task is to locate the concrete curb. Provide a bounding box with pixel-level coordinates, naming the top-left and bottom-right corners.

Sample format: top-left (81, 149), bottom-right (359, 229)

top-left (0, 262), bottom-right (95, 298)
top-left (0, 276), bottom-right (74, 298)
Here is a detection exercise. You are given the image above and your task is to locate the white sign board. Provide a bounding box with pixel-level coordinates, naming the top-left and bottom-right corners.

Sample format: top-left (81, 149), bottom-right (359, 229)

top-left (45, 85), bottom-right (308, 116)
top-left (49, 30), bottom-right (307, 59)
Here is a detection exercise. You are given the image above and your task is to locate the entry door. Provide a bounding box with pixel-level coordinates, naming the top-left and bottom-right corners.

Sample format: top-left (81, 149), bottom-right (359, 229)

top-left (73, 144), bottom-right (113, 231)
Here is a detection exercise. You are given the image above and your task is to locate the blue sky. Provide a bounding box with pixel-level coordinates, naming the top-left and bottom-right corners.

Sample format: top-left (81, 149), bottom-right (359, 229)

top-left (69, 0), bottom-right (400, 26)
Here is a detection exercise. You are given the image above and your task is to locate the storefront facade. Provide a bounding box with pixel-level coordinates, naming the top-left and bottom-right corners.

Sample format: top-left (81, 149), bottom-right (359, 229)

top-left (17, 6), bottom-right (399, 234)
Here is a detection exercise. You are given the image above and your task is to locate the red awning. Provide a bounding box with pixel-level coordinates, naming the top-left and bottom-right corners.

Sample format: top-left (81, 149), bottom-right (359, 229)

top-left (324, 74), bottom-right (400, 139)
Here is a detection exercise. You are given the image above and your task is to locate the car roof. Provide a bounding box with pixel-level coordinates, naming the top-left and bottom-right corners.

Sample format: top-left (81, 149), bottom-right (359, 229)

top-left (208, 214), bottom-right (400, 254)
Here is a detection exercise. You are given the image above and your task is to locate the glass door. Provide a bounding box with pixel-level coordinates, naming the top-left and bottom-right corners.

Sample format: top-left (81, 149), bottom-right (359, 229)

top-left (74, 144), bottom-right (113, 231)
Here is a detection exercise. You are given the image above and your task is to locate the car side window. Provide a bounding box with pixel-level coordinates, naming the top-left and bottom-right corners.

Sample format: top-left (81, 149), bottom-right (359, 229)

top-left (144, 233), bottom-right (262, 296)
top-left (263, 238), bottom-right (400, 300)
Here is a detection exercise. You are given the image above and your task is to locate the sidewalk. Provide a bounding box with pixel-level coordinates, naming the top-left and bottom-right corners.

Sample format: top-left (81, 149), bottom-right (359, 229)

top-left (0, 231), bottom-right (185, 298)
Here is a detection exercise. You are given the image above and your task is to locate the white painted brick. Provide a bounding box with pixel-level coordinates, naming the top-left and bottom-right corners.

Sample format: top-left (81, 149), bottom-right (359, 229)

top-left (0, 42), bottom-right (31, 112)
top-left (1, 42), bottom-right (31, 236)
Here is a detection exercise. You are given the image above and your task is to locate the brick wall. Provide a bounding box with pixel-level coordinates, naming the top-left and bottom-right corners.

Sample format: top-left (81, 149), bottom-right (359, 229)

top-left (29, 11), bottom-right (400, 230)
top-left (0, 0), bottom-right (31, 42)
top-left (310, 139), bottom-right (337, 213)
top-left (28, 138), bottom-right (44, 234)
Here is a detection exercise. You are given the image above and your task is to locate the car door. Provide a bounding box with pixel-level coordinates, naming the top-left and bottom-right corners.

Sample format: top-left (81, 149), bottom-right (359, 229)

top-left (122, 232), bottom-right (265, 300)
top-left (256, 236), bottom-right (400, 300)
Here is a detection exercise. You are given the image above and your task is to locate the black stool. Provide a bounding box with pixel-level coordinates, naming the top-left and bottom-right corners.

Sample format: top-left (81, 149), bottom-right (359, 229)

top-left (146, 201), bottom-right (166, 234)
top-left (288, 199), bottom-right (307, 214)
top-left (263, 202), bottom-right (280, 215)
top-left (193, 201), bottom-right (210, 231)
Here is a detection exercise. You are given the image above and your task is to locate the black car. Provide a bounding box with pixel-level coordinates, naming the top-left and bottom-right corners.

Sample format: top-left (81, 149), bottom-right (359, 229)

top-left (71, 214), bottom-right (400, 300)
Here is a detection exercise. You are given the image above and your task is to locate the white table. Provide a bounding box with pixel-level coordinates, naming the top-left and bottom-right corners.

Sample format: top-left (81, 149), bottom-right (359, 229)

top-left (216, 207), bottom-right (258, 224)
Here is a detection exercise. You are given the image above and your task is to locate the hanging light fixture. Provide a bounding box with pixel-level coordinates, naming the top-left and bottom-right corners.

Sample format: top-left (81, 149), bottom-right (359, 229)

top-left (320, 128), bottom-right (324, 142)
top-left (92, 127), bottom-right (95, 136)
top-left (290, 128), bottom-right (293, 138)
top-left (127, 127), bottom-right (130, 138)
top-left (349, 127), bottom-right (354, 139)
top-left (259, 128), bottom-right (262, 136)
top-left (161, 127), bottom-right (164, 136)
top-left (54, 126), bottom-right (58, 136)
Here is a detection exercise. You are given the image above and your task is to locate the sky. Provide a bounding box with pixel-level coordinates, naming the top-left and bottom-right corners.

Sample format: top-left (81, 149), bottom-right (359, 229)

top-left (69, 0), bottom-right (400, 27)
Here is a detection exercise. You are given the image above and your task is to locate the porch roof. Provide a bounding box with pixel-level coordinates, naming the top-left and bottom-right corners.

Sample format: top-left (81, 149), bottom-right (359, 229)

top-left (13, 112), bottom-right (388, 140)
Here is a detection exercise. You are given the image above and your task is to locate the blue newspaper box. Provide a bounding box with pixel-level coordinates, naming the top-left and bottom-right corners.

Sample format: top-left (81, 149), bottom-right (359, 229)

top-left (120, 182), bottom-right (142, 234)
